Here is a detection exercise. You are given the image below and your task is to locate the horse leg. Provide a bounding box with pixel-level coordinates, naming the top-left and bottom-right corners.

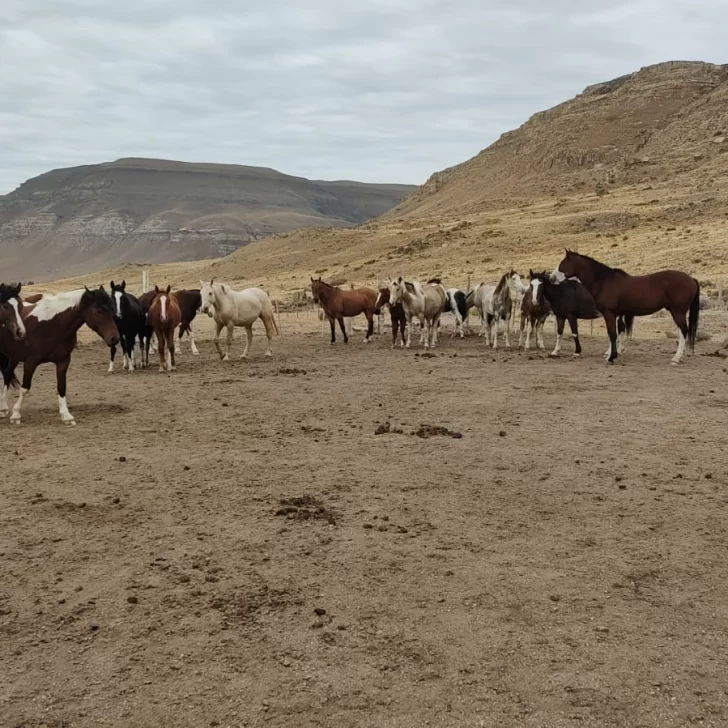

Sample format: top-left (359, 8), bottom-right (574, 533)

top-left (525, 316), bottom-right (533, 350)
top-left (603, 312), bottom-right (619, 363)
top-left (224, 323), bottom-right (234, 360)
top-left (241, 325), bottom-right (253, 359)
top-left (328, 316), bottom-right (336, 344)
top-left (55, 357), bottom-right (76, 424)
top-left (212, 321), bottom-right (225, 360)
top-left (189, 323), bottom-right (200, 355)
top-left (504, 315), bottom-right (511, 349)
top-left (262, 317), bottom-right (274, 357)
top-left (364, 311), bottom-right (373, 343)
top-left (175, 325), bottom-right (183, 355)
top-left (124, 333), bottom-right (135, 373)
top-left (670, 309), bottom-right (689, 365)
top-left (157, 332), bottom-right (167, 373)
top-left (10, 360), bottom-right (37, 425)
top-left (390, 314), bottom-right (397, 349)
top-left (568, 317), bottom-right (581, 357)
top-left (338, 316), bottom-right (348, 344)
top-left (107, 342), bottom-right (117, 374)
top-left (167, 330), bottom-right (176, 371)
top-left (537, 319), bottom-right (546, 350)
top-left (418, 315), bottom-right (425, 344)
top-left (518, 312), bottom-right (526, 349)
top-left (0, 383), bottom-right (8, 417)
top-left (550, 317), bottom-right (565, 357)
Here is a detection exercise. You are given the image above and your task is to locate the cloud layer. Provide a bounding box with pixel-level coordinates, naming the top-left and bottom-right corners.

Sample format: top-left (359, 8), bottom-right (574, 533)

top-left (1, 0), bottom-right (726, 192)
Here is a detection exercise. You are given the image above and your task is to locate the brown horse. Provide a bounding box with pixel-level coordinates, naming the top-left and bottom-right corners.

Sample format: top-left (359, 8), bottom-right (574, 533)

top-left (0, 287), bottom-right (119, 425)
top-left (557, 250), bottom-right (700, 364)
top-left (374, 287), bottom-right (406, 348)
top-left (310, 277), bottom-right (377, 344)
top-left (147, 285), bottom-right (182, 372)
top-left (519, 271), bottom-right (552, 351)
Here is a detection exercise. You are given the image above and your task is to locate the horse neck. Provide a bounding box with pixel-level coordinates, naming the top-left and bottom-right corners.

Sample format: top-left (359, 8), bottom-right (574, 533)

top-left (212, 288), bottom-right (233, 316)
top-left (316, 285), bottom-right (336, 309)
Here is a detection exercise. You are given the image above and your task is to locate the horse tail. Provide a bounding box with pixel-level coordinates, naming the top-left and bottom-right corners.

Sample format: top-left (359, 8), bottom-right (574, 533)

top-left (687, 279), bottom-right (700, 351)
top-left (624, 315), bottom-right (634, 337)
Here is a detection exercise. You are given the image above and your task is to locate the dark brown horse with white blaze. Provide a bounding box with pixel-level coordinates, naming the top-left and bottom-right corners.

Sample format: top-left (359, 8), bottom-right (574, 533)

top-left (310, 277), bottom-right (377, 344)
top-left (557, 250), bottom-right (700, 365)
top-left (147, 285), bottom-right (182, 372)
top-left (0, 287), bottom-right (119, 425)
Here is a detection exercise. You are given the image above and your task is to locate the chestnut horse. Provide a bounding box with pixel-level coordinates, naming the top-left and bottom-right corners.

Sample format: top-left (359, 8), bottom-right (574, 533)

top-left (0, 287), bottom-right (119, 425)
top-left (310, 277), bottom-right (377, 344)
top-left (147, 285), bottom-right (182, 372)
top-left (557, 250), bottom-right (700, 364)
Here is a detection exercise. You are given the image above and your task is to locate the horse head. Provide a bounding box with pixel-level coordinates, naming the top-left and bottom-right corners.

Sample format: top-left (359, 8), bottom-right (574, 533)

top-left (200, 279), bottom-right (219, 315)
top-left (109, 279), bottom-right (129, 320)
top-left (82, 286), bottom-right (120, 347)
top-left (388, 277), bottom-right (406, 306)
top-left (374, 287), bottom-right (390, 314)
top-left (557, 249), bottom-right (580, 281)
top-left (310, 277), bottom-right (324, 304)
top-left (0, 282), bottom-right (26, 339)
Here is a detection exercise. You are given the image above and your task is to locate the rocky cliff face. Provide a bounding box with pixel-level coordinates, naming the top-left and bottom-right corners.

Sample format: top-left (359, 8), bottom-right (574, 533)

top-left (389, 61), bottom-right (728, 218)
top-left (0, 158), bottom-right (415, 281)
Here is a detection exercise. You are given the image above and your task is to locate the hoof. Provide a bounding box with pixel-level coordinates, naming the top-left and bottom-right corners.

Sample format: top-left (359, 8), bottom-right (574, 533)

top-left (572, 354), bottom-right (581, 358)
top-left (265, 351), bottom-right (272, 357)
top-left (192, 350), bottom-right (200, 356)
top-left (62, 418), bottom-right (76, 426)
top-left (11, 419), bottom-right (20, 425)
top-left (222, 355), bottom-right (230, 362)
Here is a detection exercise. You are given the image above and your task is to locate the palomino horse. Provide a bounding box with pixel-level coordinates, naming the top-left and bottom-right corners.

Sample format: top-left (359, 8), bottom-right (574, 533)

top-left (200, 280), bottom-right (279, 359)
top-left (557, 250), bottom-right (700, 364)
top-left (388, 277), bottom-right (447, 348)
top-left (518, 272), bottom-right (552, 350)
top-left (374, 287), bottom-right (407, 348)
top-left (0, 287), bottom-right (119, 425)
top-left (310, 278), bottom-right (377, 344)
top-left (108, 280), bottom-right (146, 373)
top-left (147, 285), bottom-right (181, 372)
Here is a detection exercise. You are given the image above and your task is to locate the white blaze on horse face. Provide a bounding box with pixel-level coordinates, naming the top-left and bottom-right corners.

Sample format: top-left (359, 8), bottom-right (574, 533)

top-left (530, 279), bottom-right (541, 304)
top-left (160, 295), bottom-right (168, 323)
top-left (8, 298), bottom-right (26, 337)
top-left (27, 289), bottom-right (85, 322)
top-left (114, 291), bottom-right (123, 318)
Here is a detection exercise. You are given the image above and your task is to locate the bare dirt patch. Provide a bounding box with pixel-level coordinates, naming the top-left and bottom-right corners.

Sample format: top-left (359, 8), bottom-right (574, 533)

top-left (2, 318), bottom-right (728, 727)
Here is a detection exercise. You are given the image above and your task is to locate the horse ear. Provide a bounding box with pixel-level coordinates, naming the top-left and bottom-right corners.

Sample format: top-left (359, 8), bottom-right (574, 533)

top-left (121, 280), bottom-right (126, 290)
top-left (110, 280), bottom-right (115, 289)
top-left (155, 285), bottom-right (160, 293)
top-left (165, 284), bottom-right (171, 294)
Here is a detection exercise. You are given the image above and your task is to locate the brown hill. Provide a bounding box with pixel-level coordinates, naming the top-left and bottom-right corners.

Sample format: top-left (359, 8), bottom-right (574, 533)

top-left (31, 61), bottom-right (728, 300)
top-left (0, 157), bottom-right (416, 281)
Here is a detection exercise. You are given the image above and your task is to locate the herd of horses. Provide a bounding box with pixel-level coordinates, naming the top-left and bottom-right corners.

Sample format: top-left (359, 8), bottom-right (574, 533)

top-left (0, 250), bottom-right (702, 425)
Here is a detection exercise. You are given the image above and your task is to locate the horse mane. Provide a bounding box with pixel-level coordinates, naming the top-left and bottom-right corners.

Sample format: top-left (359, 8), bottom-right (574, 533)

top-left (426, 277), bottom-right (442, 285)
top-left (494, 273), bottom-right (509, 295)
top-left (569, 251), bottom-right (627, 279)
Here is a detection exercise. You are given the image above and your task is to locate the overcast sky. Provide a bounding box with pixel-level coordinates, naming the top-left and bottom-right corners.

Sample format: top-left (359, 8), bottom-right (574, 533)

top-left (0, 0), bottom-right (725, 193)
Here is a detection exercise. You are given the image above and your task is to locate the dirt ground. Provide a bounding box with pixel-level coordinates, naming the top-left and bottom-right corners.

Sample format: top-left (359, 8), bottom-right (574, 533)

top-left (2, 310), bottom-right (728, 728)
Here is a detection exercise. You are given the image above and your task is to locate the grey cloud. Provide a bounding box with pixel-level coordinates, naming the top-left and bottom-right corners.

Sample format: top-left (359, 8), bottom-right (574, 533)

top-left (1, 0), bottom-right (726, 192)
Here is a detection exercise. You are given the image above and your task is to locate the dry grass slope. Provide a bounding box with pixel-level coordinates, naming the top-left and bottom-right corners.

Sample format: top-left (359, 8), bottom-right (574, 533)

top-left (25, 61), bottom-right (728, 301)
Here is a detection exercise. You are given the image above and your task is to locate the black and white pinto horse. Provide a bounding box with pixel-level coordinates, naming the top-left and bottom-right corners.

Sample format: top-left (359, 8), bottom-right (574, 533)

top-left (108, 281), bottom-right (146, 373)
top-left (518, 272), bottom-right (552, 350)
top-left (443, 287), bottom-right (468, 338)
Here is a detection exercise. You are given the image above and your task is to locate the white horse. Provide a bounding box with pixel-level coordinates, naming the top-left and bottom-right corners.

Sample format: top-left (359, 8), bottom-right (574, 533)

top-left (388, 278), bottom-right (447, 348)
top-left (199, 280), bottom-right (279, 360)
top-left (507, 272), bottom-right (528, 333)
top-left (465, 283), bottom-right (496, 342)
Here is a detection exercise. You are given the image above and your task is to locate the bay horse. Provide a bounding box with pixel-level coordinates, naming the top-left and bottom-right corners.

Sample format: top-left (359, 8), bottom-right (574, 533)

top-left (310, 277), bottom-right (376, 345)
top-left (374, 287), bottom-right (406, 348)
top-left (147, 285), bottom-right (181, 372)
top-left (557, 250), bottom-right (700, 364)
top-left (388, 277), bottom-right (447, 349)
top-left (531, 271), bottom-right (630, 358)
top-left (200, 280), bottom-right (279, 359)
top-left (108, 280), bottom-right (146, 373)
top-left (173, 289), bottom-right (202, 355)
top-left (0, 287), bottom-right (119, 425)
top-left (519, 272), bottom-right (552, 351)
top-left (137, 289), bottom-right (156, 367)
